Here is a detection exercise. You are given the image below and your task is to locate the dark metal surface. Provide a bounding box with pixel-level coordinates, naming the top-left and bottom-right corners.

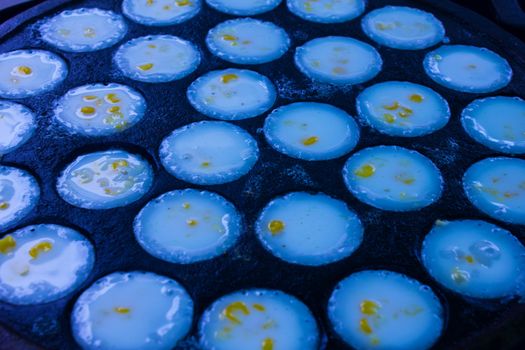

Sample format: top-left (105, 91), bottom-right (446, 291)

top-left (491, 0), bottom-right (525, 29)
top-left (0, 0), bottom-right (524, 349)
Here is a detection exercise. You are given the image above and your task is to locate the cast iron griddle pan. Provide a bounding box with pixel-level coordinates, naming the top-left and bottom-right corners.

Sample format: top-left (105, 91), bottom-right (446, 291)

top-left (0, 0), bottom-right (524, 349)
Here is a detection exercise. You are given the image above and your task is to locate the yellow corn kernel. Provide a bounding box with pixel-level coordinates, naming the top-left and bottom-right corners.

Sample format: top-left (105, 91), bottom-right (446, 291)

top-left (383, 113), bottom-right (395, 124)
top-left (268, 220), bottom-right (285, 235)
top-left (114, 307), bottom-right (131, 314)
top-left (302, 136), bottom-right (319, 146)
top-left (176, 0), bottom-right (191, 6)
top-left (403, 306), bottom-right (424, 316)
top-left (0, 202), bottom-right (9, 210)
top-left (375, 22), bottom-right (392, 30)
top-left (304, 2), bottom-right (313, 12)
top-left (222, 34), bottom-right (237, 41)
top-left (451, 267), bottom-right (468, 284)
top-left (383, 101), bottom-right (399, 110)
top-left (223, 301), bottom-right (250, 324)
top-left (17, 66), bottom-right (32, 75)
top-left (58, 28), bottom-right (70, 36)
top-left (112, 160), bottom-right (129, 170)
top-left (360, 318), bottom-right (373, 334)
top-left (221, 73), bottom-right (239, 84)
top-left (106, 93), bottom-right (121, 103)
top-left (186, 219), bottom-right (198, 226)
top-left (355, 164), bottom-right (375, 178)
top-left (83, 95), bottom-right (98, 101)
top-left (147, 44), bottom-right (157, 49)
top-left (146, 0), bottom-right (153, 5)
top-left (201, 161), bottom-right (211, 168)
top-left (138, 63), bottom-right (154, 71)
top-left (360, 300), bottom-right (379, 316)
top-left (182, 202), bottom-right (191, 209)
top-left (115, 121), bottom-right (129, 130)
top-left (398, 107), bottom-right (413, 118)
top-left (108, 106), bottom-right (121, 113)
top-left (465, 255), bottom-right (475, 264)
top-left (81, 106), bottom-right (96, 115)
top-left (83, 27), bottom-right (96, 38)
top-left (253, 303), bottom-right (266, 312)
top-left (29, 241), bottom-right (53, 259)
top-left (163, 4), bottom-right (172, 10)
top-left (332, 66), bottom-right (347, 75)
top-left (262, 338), bottom-right (274, 350)
top-left (410, 94), bottom-right (424, 103)
top-left (0, 235), bottom-right (16, 254)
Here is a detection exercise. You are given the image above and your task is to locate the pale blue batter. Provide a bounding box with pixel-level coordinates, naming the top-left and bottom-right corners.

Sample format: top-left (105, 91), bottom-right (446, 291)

top-left (295, 36), bottom-right (382, 85)
top-left (361, 6), bottom-right (445, 50)
top-left (134, 189), bottom-right (243, 263)
top-left (422, 219), bottom-right (525, 299)
top-left (328, 270), bottom-right (444, 350)
top-left (263, 102), bottom-right (360, 160)
top-left (461, 96), bottom-right (525, 154)
top-left (187, 69), bottom-right (276, 120)
top-left (424, 45), bottom-right (512, 93)
top-left (71, 271), bottom-right (193, 350)
top-left (343, 146), bottom-right (443, 211)
top-left (356, 81), bottom-right (450, 137)
top-left (463, 157), bottom-right (525, 225)
top-left (255, 192), bottom-right (363, 266)
top-left (160, 121), bottom-right (259, 185)
top-left (206, 18), bottom-right (290, 64)
top-left (0, 224), bottom-right (94, 305)
top-left (199, 289), bottom-right (319, 350)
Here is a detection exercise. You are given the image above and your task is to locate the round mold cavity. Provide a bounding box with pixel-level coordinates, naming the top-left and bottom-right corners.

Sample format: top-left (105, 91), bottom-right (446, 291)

top-left (71, 271), bottom-right (194, 350)
top-left (463, 157), bottom-right (525, 225)
top-left (54, 83), bottom-right (147, 136)
top-left (0, 224), bottom-right (95, 305)
top-left (199, 288), bottom-right (319, 350)
top-left (287, 0), bottom-right (366, 23)
top-left (114, 35), bottom-right (201, 83)
top-left (206, 18), bottom-right (290, 65)
top-left (361, 6), bottom-right (445, 50)
top-left (134, 189), bottom-right (243, 264)
top-left (0, 49), bottom-right (68, 99)
top-left (423, 45), bottom-right (512, 93)
top-left (159, 121), bottom-right (259, 185)
top-left (328, 270), bottom-right (444, 350)
top-left (356, 81), bottom-right (450, 137)
top-left (0, 166), bottom-right (40, 232)
top-left (0, 101), bottom-right (36, 155)
top-left (294, 36), bottom-right (382, 85)
top-left (263, 102), bottom-right (360, 160)
top-left (421, 219), bottom-right (525, 299)
top-left (461, 96), bottom-right (525, 154)
top-left (39, 8), bottom-right (127, 52)
top-left (122, 0), bottom-right (201, 26)
top-left (255, 192), bottom-right (363, 266)
top-left (342, 145), bottom-right (443, 211)
top-left (187, 68), bottom-right (276, 121)
top-left (56, 149), bottom-right (154, 210)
